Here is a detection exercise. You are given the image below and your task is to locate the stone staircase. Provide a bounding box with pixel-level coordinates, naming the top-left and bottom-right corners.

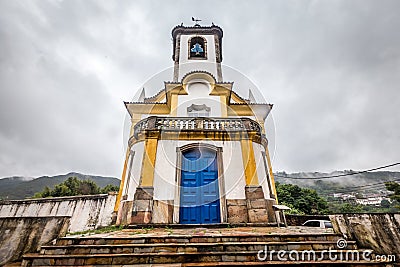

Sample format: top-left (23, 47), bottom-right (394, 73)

top-left (21, 226), bottom-right (395, 266)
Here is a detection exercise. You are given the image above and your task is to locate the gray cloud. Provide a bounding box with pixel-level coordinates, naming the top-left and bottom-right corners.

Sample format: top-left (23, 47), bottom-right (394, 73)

top-left (0, 0), bottom-right (399, 178)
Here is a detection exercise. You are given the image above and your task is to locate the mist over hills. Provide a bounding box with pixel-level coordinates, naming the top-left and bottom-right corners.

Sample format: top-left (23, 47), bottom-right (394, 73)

top-left (0, 170), bottom-right (398, 200)
top-left (0, 172), bottom-right (120, 200)
top-left (274, 171), bottom-right (400, 196)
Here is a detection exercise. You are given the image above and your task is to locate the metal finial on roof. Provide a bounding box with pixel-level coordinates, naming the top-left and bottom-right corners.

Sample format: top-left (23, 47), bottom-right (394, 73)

top-left (191, 17), bottom-right (202, 26)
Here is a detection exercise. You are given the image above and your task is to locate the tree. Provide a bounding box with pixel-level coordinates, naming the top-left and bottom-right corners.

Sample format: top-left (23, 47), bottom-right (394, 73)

top-left (385, 181), bottom-right (400, 202)
top-left (101, 184), bottom-right (120, 194)
top-left (33, 177), bottom-right (119, 198)
top-left (79, 179), bottom-right (100, 195)
top-left (276, 182), bottom-right (329, 215)
top-left (337, 203), bottom-right (364, 213)
top-left (33, 186), bottom-right (51, 198)
top-left (380, 199), bottom-right (391, 209)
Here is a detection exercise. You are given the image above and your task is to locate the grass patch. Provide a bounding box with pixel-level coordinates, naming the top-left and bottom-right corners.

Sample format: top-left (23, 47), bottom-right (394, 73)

top-left (68, 225), bottom-right (124, 236)
top-left (141, 226), bottom-right (154, 234)
top-left (165, 226), bottom-right (174, 235)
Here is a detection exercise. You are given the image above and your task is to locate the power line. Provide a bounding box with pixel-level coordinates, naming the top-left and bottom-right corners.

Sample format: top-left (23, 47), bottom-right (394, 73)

top-left (320, 186), bottom-right (390, 196)
top-left (317, 178), bottom-right (400, 194)
top-left (274, 162), bottom-right (400, 180)
top-left (320, 187), bottom-right (386, 196)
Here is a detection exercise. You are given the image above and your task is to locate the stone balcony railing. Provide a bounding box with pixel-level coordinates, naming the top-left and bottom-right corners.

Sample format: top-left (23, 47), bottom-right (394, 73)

top-left (133, 116), bottom-right (262, 138)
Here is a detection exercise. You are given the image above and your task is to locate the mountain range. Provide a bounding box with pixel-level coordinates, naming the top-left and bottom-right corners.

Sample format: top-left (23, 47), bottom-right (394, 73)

top-left (0, 170), bottom-right (399, 200)
top-left (0, 172), bottom-right (120, 200)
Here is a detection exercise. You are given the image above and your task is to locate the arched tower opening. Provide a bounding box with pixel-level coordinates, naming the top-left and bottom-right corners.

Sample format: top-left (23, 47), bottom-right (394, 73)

top-left (188, 36), bottom-right (207, 59)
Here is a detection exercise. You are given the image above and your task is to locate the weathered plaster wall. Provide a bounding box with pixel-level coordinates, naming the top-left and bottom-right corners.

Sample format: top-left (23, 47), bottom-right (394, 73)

top-left (176, 82), bottom-right (221, 117)
top-left (253, 143), bottom-right (274, 199)
top-left (123, 141), bottom-right (144, 200)
top-left (330, 213), bottom-right (400, 258)
top-left (223, 140), bottom-right (247, 200)
top-left (0, 193), bottom-right (116, 233)
top-left (0, 216), bottom-right (70, 265)
top-left (153, 140), bottom-right (246, 201)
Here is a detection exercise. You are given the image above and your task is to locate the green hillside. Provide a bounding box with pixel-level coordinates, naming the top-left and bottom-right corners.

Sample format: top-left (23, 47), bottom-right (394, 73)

top-left (1, 170), bottom-right (398, 200)
top-left (274, 171), bottom-right (400, 197)
top-left (0, 172), bottom-right (120, 200)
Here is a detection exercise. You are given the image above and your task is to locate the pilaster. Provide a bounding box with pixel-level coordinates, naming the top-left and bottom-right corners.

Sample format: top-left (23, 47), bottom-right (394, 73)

top-left (240, 138), bottom-right (259, 186)
top-left (140, 136), bottom-right (158, 187)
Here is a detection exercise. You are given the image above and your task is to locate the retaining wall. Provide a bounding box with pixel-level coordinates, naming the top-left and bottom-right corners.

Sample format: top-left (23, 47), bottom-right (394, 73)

top-left (0, 193), bottom-right (116, 232)
top-left (0, 216), bottom-right (70, 265)
top-left (330, 213), bottom-right (400, 258)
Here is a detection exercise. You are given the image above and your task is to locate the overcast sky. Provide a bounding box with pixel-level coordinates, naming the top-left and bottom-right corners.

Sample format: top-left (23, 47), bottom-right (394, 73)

top-left (0, 0), bottom-right (399, 179)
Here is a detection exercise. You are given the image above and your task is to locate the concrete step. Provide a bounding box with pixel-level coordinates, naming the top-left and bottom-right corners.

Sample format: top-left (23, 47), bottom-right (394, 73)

top-left (56, 233), bottom-right (342, 246)
top-left (3, 262), bottom-right (22, 267)
top-left (126, 223), bottom-right (278, 229)
top-left (23, 250), bottom-right (378, 266)
top-left (39, 241), bottom-right (358, 255)
top-left (21, 227), bottom-right (395, 266)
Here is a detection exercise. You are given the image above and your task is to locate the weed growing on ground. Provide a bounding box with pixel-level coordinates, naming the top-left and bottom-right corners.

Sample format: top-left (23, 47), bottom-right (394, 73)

top-left (165, 226), bottom-right (174, 235)
top-left (68, 225), bottom-right (124, 236)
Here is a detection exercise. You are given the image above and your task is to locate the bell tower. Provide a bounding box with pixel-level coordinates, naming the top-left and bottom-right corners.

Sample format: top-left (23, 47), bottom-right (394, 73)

top-left (172, 23), bottom-right (223, 82)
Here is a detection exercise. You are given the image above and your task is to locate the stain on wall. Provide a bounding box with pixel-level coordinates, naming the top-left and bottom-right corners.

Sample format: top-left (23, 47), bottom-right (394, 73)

top-left (0, 216), bottom-right (70, 265)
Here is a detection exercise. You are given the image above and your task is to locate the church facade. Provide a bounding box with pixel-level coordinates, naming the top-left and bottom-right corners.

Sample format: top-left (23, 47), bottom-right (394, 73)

top-left (115, 24), bottom-right (278, 225)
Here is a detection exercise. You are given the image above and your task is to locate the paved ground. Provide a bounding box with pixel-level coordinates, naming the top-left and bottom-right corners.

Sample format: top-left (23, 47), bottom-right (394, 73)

top-left (68, 226), bottom-right (335, 239)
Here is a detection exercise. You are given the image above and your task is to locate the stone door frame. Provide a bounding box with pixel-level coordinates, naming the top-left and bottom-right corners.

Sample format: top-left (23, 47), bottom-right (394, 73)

top-left (173, 143), bottom-right (227, 224)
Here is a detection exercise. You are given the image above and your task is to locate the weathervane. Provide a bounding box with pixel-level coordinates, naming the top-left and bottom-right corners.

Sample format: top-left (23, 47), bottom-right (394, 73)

top-left (191, 17), bottom-right (202, 26)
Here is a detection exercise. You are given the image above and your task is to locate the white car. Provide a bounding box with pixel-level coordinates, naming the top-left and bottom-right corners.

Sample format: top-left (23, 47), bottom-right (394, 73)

top-left (302, 220), bottom-right (333, 228)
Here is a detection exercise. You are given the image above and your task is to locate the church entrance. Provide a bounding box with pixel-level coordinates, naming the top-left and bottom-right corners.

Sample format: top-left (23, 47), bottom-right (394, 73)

top-left (179, 147), bottom-right (221, 224)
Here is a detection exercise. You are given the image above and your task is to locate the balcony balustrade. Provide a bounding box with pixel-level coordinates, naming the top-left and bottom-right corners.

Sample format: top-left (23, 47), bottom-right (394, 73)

top-left (133, 116), bottom-right (262, 138)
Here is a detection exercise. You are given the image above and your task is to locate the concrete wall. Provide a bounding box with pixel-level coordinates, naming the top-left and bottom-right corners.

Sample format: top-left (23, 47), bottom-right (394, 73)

top-left (330, 213), bottom-right (400, 258)
top-left (0, 193), bottom-right (116, 233)
top-left (0, 216), bottom-right (70, 265)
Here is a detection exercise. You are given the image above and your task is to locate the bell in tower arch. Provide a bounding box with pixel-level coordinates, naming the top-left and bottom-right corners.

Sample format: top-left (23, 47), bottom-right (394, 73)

top-left (189, 36), bottom-right (206, 59)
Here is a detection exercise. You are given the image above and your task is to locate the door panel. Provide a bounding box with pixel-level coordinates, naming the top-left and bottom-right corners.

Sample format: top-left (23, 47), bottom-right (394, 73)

top-left (179, 148), bottom-right (221, 224)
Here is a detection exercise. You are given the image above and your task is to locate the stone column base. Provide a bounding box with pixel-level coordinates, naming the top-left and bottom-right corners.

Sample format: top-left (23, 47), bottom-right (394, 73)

top-left (130, 186), bottom-right (154, 224)
top-left (227, 199), bottom-right (248, 223)
top-left (226, 186), bottom-right (277, 224)
top-left (245, 185), bottom-right (276, 223)
top-left (116, 200), bottom-right (133, 225)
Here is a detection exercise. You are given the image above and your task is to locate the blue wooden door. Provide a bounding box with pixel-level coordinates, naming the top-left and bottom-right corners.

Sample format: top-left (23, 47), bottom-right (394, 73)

top-left (180, 148), bottom-right (221, 224)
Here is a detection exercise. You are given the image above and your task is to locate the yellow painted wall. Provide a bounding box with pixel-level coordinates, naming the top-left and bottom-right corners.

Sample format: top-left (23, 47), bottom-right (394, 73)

top-left (240, 139), bottom-right (259, 186)
top-left (139, 137), bottom-right (158, 187)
